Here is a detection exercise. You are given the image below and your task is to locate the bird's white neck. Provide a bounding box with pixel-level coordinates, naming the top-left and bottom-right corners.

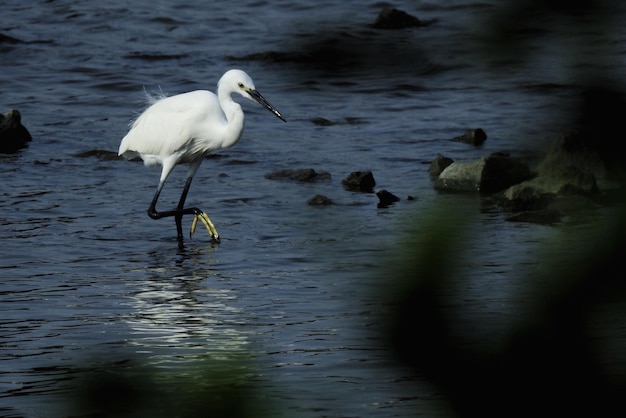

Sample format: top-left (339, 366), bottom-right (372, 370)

top-left (219, 95), bottom-right (245, 149)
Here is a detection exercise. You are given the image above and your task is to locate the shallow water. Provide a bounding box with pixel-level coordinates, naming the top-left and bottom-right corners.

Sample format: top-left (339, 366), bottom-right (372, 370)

top-left (1, 1), bottom-right (625, 416)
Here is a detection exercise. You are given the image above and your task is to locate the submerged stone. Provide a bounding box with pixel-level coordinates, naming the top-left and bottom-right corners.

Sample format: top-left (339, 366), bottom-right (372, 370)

top-left (0, 109), bottom-right (32, 153)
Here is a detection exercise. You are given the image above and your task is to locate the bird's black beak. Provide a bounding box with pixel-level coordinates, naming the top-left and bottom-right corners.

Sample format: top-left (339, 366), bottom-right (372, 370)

top-left (249, 89), bottom-right (286, 122)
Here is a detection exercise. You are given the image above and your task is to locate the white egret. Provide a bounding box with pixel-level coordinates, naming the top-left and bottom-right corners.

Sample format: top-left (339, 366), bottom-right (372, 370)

top-left (118, 69), bottom-right (286, 248)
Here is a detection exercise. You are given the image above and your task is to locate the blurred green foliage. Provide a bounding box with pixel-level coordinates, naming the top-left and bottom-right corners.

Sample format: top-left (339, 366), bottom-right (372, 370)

top-left (385, 1), bottom-right (626, 416)
top-left (64, 358), bottom-right (269, 418)
top-left (385, 200), bottom-right (626, 417)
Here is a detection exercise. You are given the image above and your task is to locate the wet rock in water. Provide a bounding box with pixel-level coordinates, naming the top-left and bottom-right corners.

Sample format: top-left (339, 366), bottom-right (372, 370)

top-left (433, 153), bottom-right (532, 194)
top-left (342, 171), bottom-right (376, 192)
top-left (376, 189), bottom-right (400, 208)
top-left (429, 154), bottom-right (454, 179)
top-left (0, 109), bottom-right (32, 153)
top-left (312, 117), bottom-right (334, 126)
top-left (307, 194), bottom-right (333, 206)
top-left (451, 128), bottom-right (487, 146)
top-left (499, 185), bottom-right (555, 212)
top-left (0, 33), bottom-right (23, 44)
top-left (501, 131), bottom-right (619, 213)
top-left (228, 50), bottom-right (303, 63)
top-left (311, 117), bottom-right (368, 126)
top-left (265, 168), bottom-right (331, 182)
top-left (73, 149), bottom-right (122, 160)
top-left (436, 130), bottom-right (626, 224)
top-left (371, 7), bottom-right (434, 29)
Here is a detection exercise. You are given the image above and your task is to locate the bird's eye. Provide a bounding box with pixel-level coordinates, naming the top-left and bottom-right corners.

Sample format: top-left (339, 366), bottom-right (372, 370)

top-left (238, 82), bottom-right (244, 89)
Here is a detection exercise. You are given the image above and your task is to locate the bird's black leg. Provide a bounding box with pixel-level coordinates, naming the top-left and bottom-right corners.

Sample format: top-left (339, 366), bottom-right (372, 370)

top-left (174, 176), bottom-right (194, 246)
top-left (147, 176), bottom-right (217, 248)
top-left (148, 185), bottom-right (165, 220)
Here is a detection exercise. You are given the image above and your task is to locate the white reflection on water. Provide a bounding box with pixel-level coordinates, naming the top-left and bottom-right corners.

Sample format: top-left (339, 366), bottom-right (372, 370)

top-left (122, 260), bottom-right (250, 366)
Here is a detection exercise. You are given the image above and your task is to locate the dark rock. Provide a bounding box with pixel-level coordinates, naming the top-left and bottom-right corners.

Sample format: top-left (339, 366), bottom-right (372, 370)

top-left (228, 50), bottom-right (302, 63)
top-left (307, 194), bottom-right (333, 206)
top-left (123, 52), bottom-right (189, 61)
top-left (312, 117), bottom-right (368, 126)
top-left (429, 154), bottom-right (454, 179)
top-left (0, 33), bottom-right (22, 44)
top-left (73, 149), bottom-right (122, 160)
top-left (371, 7), bottom-right (433, 29)
top-left (376, 189), bottom-right (400, 208)
top-left (499, 185), bottom-right (555, 211)
top-left (0, 109), bottom-right (32, 153)
top-left (312, 117), bottom-right (334, 126)
top-left (265, 168), bottom-right (331, 182)
top-left (433, 153), bottom-right (532, 194)
top-left (451, 128), bottom-right (487, 146)
top-left (481, 153), bottom-right (533, 193)
top-left (342, 171), bottom-right (376, 192)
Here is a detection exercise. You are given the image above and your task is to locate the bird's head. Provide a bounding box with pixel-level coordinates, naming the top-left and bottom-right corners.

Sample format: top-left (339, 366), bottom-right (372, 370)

top-left (220, 69), bottom-right (286, 122)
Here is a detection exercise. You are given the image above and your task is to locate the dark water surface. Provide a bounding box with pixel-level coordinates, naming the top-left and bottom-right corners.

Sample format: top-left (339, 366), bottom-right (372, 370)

top-left (2, 1), bottom-right (626, 416)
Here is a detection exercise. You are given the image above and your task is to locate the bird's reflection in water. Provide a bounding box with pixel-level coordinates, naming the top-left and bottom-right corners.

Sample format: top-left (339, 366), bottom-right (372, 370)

top-left (62, 246), bottom-right (262, 417)
top-left (123, 244), bottom-right (250, 367)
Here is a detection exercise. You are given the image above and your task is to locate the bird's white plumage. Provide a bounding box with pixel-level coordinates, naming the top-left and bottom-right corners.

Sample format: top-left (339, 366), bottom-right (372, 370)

top-left (117, 69), bottom-right (285, 245)
top-left (118, 70), bottom-right (257, 183)
top-left (120, 91), bottom-right (229, 163)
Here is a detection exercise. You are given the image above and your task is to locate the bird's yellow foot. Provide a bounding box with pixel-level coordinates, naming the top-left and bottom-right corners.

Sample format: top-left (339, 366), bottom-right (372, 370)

top-left (190, 211), bottom-right (219, 241)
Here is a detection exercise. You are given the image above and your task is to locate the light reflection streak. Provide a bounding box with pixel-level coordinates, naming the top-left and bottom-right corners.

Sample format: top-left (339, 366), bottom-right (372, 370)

top-left (123, 268), bottom-right (250, 366)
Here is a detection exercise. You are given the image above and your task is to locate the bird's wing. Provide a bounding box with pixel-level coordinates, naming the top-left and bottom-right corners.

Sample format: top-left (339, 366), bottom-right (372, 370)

top-left (118, 90), bottom-right (223, 161)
